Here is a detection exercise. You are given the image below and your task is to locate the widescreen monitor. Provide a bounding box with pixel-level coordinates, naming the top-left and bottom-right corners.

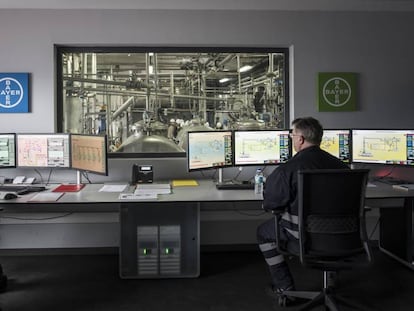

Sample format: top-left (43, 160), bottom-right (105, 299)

top-left (290, 129), bottom-right (351, 163)
top-left (187, 130), bottom-right (233, 171)
top-left (17, 133), bottom-right (70, 168)
top-left (352, 129), bottom-right (414, 166)
top-left (71, 134), bottom-right (108, 175)
top-left (233, 130), bottom-right (290, 166)
top-left (0, 133), bottom-right (16, 168)
top-left (320, 129), bottom-right (351, 163)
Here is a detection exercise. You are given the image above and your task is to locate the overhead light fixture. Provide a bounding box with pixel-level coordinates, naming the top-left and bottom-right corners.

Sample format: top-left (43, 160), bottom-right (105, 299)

top-left (239, 65), bottom-right (253, 73)
top-left (219, 77), bottom-right (231, 83)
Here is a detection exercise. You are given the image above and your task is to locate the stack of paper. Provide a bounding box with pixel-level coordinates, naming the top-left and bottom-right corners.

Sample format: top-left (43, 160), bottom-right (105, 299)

top-left (172, 179), bottom-right (199, 187)
top-left (134, 183), bottom-right (171, 195)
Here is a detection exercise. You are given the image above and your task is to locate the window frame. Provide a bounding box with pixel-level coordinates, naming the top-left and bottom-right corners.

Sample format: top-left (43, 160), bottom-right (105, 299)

top-left (55, 45), bottom-right (290, 158)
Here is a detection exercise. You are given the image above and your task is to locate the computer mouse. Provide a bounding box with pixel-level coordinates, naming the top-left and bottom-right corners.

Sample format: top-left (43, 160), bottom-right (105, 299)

top-left (4, 192), bottom-right (18, 200)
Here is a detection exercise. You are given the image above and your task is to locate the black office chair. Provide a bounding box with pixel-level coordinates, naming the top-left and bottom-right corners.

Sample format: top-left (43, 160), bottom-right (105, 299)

top-left (0, 207), bottom-right (7, 293)
top-left (274, 169), bottom-right (372, 310)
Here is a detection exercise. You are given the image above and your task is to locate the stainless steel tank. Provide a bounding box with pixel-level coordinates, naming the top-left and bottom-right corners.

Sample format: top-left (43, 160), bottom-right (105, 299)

top-left (234, 119), bottom-right (266, 130)
top-left (116, 133), bottom-right (185, 153)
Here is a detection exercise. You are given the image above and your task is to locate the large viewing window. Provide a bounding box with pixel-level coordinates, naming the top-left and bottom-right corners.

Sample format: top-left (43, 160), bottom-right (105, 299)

top-left (56, 46), bottom-right (289, 157)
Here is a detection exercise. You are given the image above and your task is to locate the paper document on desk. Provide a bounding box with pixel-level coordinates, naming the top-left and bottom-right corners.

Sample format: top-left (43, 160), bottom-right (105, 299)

top-left (134, 183), bottom-right (171, 195)
top-left (119, 193), bottom-right (158, 200)
top-left (99, 184), bottom-right (128, 192)
top-left (28, 192), bottom-right (64, 202)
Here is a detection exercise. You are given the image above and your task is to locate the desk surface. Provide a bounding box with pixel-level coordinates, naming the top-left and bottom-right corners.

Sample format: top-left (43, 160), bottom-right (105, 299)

top-left (4, 180), bottom-right (262, 204)
top-left (0, 180), bottom-right (412, 211)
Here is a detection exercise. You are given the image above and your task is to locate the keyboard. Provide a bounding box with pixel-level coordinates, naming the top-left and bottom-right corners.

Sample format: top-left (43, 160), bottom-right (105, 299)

top-left (375, 177), bottom-right (409, 185)
top-left (0, 185), bottom-right (46, 195)
top-left (216, 182), bottom-right (254, 190)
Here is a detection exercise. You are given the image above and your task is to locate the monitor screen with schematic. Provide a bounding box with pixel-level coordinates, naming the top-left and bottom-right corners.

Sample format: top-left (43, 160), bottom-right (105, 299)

top-left (320, 129), bottom-right (351, 164)
top-left (70, 134), bottom-right (108, 176)
top-left (290, 129), bottom-right (351, 164)
top-left (0, 133), bottom-right (16, 169)
top-left (352, 129), bottom-right (414, 166)
top-left (233, 129), bottom-right (291, 166)
top-left (187, 130), bottom-right (233, 185)
top-left (16, 133), bottom-right (70, 168)
top-left (187, 130), bottom-right (233, 172)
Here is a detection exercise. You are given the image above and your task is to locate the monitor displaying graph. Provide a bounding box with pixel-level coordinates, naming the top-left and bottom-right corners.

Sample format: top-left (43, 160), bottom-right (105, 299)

top-left (71, 134), bottom-right (108, 175)
top-left (320, 129), bottom-right (351, 163)
top-left (234, 130), bottom-right (290, 166)
top-left (16, 133), bottom-right (70, 168)
top-left (352, 129), bottom-right (414, 165)
top-left (0, 133), bottom-right (16, 168)
top-left (187, 130), bottom-right (233, 171)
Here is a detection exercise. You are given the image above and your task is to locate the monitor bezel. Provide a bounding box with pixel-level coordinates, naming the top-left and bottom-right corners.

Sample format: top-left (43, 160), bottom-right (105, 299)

top-left (16, 133), bottom-right (71, 169)
top-left (351, 128), bottom-right (414, 166)
top-left (233, 129), bottom-right (291, 167)
top-left (0, 133), bottom-right (17, 169)
top-left (187, 130), bottom-right (234, 172)
top-left (70, 133), bottom-right (109, 176)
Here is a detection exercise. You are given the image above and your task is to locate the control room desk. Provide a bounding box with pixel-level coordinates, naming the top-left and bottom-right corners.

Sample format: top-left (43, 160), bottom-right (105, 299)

top-left (1, 181), bottom-right (414, 275)
top-left (365, 182), bottom-right (414, 270)
top-left (0, 181), bottom-right (262, 279)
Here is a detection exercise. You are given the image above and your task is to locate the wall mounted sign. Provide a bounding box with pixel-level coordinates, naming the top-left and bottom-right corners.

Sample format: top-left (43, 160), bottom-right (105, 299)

top-left (0, 73), bottom-right (30, 113)
top-left (317, 72), bottom-right (357, 112)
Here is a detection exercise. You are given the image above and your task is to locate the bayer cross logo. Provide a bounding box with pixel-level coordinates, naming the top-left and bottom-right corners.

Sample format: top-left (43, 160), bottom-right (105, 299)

top-left (322, 77), bottom-right (352, 107)
top-left (0, 77), bottom-right (24, 109)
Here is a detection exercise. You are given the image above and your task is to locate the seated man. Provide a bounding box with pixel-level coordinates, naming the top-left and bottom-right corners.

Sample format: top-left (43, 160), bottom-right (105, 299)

top-left (257, 117), bottom-right (349, 300)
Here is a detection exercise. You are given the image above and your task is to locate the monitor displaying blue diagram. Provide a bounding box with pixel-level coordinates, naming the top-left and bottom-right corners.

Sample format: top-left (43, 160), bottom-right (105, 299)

top-left (234, 130), bottom-right (290, 166)
top-left (352, 129), bottom-right (414, 165)
top-left (187, 131), bottom-right (233, 171)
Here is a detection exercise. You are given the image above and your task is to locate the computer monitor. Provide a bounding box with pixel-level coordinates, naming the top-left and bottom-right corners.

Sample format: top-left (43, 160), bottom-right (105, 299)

top-left (0, 133), bottom-right (16, 168)
top-left (16, 133), bottom-right (70, 168)
top-left (320, 129), bottom-right (351, 164)
top-left (187, 130), bottom-right (233, 171)
top-left (70, 134), bottom-right (108, 176)
top-left (233, 129), bottom-right (290, 166)
top-left (352, 129), bottom-right (414, 166)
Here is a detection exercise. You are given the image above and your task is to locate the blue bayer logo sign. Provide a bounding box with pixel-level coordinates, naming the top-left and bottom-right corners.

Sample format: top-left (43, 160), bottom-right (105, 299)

top-left (0, 73), bottom-right (29, 113)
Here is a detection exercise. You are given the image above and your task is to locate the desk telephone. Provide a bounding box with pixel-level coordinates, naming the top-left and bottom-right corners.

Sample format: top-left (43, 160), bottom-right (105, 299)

top-left (131, 164), bottom-right (153, 184)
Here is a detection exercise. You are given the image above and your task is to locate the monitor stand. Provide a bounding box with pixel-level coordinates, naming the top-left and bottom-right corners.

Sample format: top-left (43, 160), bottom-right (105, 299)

top-left (215, 168), bottom-right (253, 190)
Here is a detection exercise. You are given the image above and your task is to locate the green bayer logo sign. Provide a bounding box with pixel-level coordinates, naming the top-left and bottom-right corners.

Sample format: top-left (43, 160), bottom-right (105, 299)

top-left (318, 73), bottom-right (357, 112)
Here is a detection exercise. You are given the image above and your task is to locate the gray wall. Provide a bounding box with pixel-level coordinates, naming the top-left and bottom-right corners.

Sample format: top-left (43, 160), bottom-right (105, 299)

top-left (1, 9), bottom-right (412, 250)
